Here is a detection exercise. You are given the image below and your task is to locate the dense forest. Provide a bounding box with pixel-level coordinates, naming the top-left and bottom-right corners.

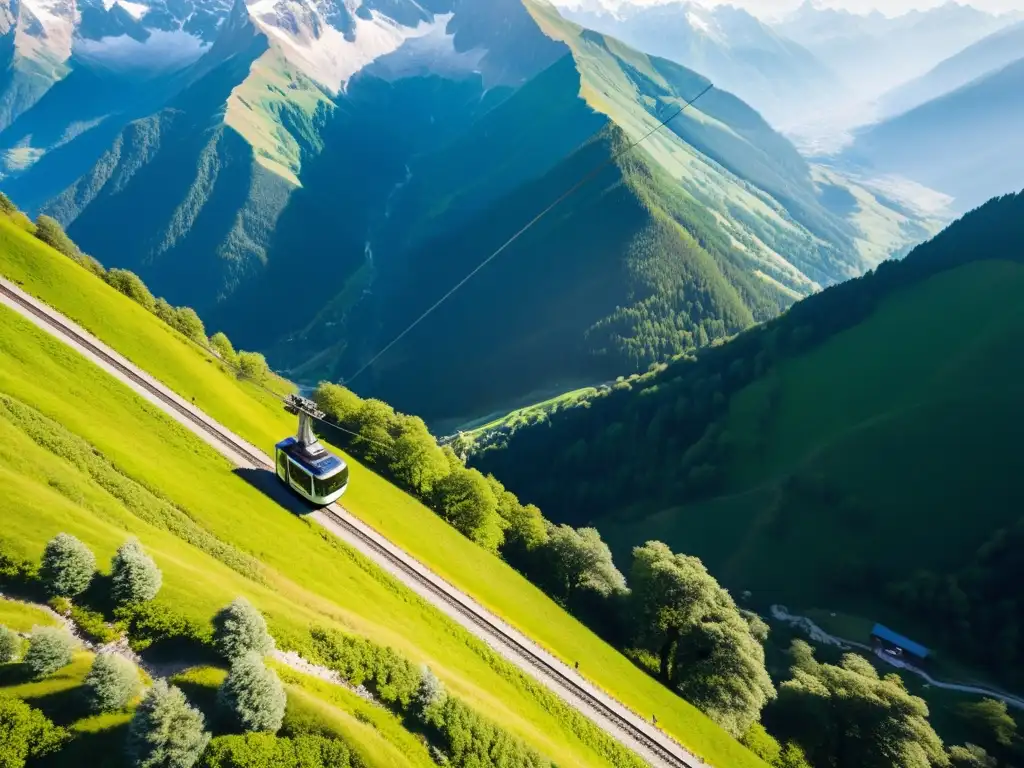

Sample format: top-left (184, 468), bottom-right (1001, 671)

top-left (470, 190), bottom-right (1024, 678)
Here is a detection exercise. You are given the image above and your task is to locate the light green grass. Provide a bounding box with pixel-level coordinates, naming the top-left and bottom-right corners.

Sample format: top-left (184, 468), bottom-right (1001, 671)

top-left (0, 202), bottom-right (765, 765)
top-left (0, 304), bottom-right (637, 768)
top-left (603, 260), bottom-right (1024, 617)
top-left (0, 596), bottom-right (58, 632)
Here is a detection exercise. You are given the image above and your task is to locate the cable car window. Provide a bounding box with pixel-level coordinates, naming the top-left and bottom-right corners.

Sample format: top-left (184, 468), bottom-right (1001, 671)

top-left (277, 450), bottom-right (288, 480)
top-left (314, 465), bottom-right (349, 498)
top-left (288, 460), bottom-right (312, 495)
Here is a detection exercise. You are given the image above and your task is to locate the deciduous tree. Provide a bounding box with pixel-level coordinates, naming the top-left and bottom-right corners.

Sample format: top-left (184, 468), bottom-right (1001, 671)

top-left (0, 696), bottom-right (67, 768)
top-left (544, 526), bottom-right (626, 602)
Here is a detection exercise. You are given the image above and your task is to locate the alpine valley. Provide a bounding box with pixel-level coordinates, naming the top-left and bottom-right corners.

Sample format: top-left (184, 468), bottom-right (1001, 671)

top-left (0, 0), bottom-right (940, 424)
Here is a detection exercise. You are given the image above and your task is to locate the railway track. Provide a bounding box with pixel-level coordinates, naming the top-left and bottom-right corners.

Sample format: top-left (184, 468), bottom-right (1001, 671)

top-left (0, 278), bottom-right (707, 768)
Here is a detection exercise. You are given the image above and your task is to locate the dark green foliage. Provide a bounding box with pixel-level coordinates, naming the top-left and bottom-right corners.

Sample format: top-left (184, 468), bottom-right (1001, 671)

top-left (111, 539), bottom-right (163, 606)
top-left (472, 191), bottom-right (1024, 533)
top-left (23, 627), bottom-right (76, 678)
top-left (217, 653), bottom-right (287, 733)
top-left (0, 626), bottom-right (20, 663)
top-left (432, 467), bottom-right (502, 550)
top-left (769, 640), bottom-right (948, 768)
top-left (422, 694), bottom-right (550, 768)
top-left (105, 269), bottom-right (157, 312)
top-left (741, 723), bottom-right (811, 768)
top-left (0, 695), bottom-right (69, 768)
top-left (957, 699), bottom-right (1018, 748)
top-left (115, 602), bottom-right (213, 653)
top-left (630, 542), bottom-right (774, 736)
top-left (198, 733), bottom-right (353, 768)
top-left (69, 603), bottom-right (120, 645)
top-left (212, 599), bottom-right (274, 661)
top-left (84, 653), bottom-right (142, 713)
top-left (306, 627), bottom-right (420, 709)
top-left (40, 532), bottom-right (96, 598)
top-left (126, 680), bottom-right (211, 768)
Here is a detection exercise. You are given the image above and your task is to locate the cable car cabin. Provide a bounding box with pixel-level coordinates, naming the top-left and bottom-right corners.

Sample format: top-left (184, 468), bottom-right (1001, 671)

top-left (275, 437), bottom-right (349, 506)
top-left (276, 395), bottom-right (349, 506)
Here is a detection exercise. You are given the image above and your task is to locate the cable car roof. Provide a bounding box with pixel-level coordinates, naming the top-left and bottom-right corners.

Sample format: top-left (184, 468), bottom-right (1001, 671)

top-left (276, 437), bottom-right (347, 478)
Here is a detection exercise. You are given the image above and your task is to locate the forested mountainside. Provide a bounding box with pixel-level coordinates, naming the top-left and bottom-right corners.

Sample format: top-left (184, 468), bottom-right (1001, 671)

top-left (0, 0), bottom-right (932, 424)
top-left (471, 190), bottom-right (1024, 680)
top-left (846, 56), bottom-right (1024, 213)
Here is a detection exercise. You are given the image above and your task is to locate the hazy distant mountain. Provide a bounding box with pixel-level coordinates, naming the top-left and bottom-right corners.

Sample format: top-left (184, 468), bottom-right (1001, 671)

top-left (555, 1), bottom-right (844, 128)
top-left (846, 56), bottom-right (1024, 213)
top-left (775, 1), bottom-right (1014, 103)
top-left (878, 20), bottom-right (1024, 118)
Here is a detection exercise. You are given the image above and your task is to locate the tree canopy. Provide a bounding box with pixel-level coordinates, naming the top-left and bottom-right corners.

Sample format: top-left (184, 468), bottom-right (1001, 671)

top-left (213, 598), bottom-right (274, 661)
top-left (629, 541), bottom-right (774, 736)
top-left (40, 533), bottom-right (95, 598)
top-left (771, 640), bottom-right (948, 768)
top-left (111, 539), bottom-right (163, 606)
top-left (126, 681), bottom-right (210, 768)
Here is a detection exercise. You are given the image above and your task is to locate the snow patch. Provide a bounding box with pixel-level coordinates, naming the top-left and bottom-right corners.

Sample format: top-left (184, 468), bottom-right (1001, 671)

top-left (74, 28), bottom-right (210, 72)
top-left (116, 0), bottom-right (150, 20)
top-left (253, 4), bottom-right (440, 93)
top-left (18, 0), bottom-right (76, 62)
top-left (365, 13), bottom-right (488, 83)
top-left (686, 9), bottom-right (711, 32)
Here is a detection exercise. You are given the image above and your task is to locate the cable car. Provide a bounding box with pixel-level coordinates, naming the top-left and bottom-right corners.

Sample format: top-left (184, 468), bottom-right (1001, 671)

top-left (275, 395), bottom-right (349, 506)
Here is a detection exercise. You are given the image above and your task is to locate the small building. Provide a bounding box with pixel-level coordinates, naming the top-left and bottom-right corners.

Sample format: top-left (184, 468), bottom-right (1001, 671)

top-left (870, 623), bottom-right (931, 666)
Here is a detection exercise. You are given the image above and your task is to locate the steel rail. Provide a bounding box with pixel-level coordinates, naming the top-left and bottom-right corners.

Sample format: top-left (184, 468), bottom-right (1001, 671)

top-left (0, 279), bottom-right (708, 768)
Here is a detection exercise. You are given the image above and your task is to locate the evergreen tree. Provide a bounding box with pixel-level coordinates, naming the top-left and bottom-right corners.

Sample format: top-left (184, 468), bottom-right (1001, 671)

top-left (111, 539), bottom-right (163, 606)
top-left (85, 653), bottom-right (141, 713)
top-left (213, 598), bottom-right (274, 661)
top-left (217, 652), bottom-right (287, 733)
top-left (40, 533), bottom-right (96, 598)
top-left (24, 627), bottom-right (76, 678)
top-left (126, 680), bottom-right (210, 768)
top-left (0, 625), bottom-right (20, 663)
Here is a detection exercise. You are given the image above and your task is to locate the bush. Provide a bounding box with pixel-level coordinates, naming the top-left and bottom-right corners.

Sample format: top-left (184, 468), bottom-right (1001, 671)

top-left (69, 603), bottom-right (120, 645)
top-left (105, 269), bottom-right (157, 312)
top-left (126, 680), bottom-right (210, 768)
top-left (208, 333), bottom-right (238, 367)
top-left (213, 598), bottom-right (274, 661)
top-left (217, 653), bottom-right (287, 733)
top-left (199, 733), bottom-right (352, 768)
top-left (168, 307), bottom-right (206, 344)
top-left (84, 653), bottom-right (141, 712)
top-left (307, 627), bottom-right (419, 709)
top-left (23, 626), bottom-right (76, 678)
top-left (116, 602), bottom-right (212, 653)
top-left (40, 533), bottom-right (96, 598)
top-left (34, 215), bottom-right (79, 259)
top-left (236, 352), bottom-right (270, 383)
top-left (0, 696), bottom-right (68, 768)
top-left (0, 625), bottom-right (22, 662)
top-left (413, 665), bottom-right (446, 722)
top-left (0, 191), bottom-right (16, 215)
top-left (111, 539), bottom-right (163, 606)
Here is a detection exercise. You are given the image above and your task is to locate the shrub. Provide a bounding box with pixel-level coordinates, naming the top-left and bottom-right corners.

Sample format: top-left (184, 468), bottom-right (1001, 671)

top-left (40, 533), bottom-right (96, 598)
top-left (33, 215), bottom-right (79, 259)
top-left (111, 539), bottom-right (163, 606)
top-left (0, 696), bottom-right (68, 768)
top-left (23, 626), bottom-right (76, 678)
top-left (126, 680), bottom-right (210, 768)
top-left (199, 733), bottom-right (352, 768)
top-left (105, 269), bottom-right (157, 312)
top-left (413, 665), bottom-right (446, 722)
top-left (116, 602), bottom-right (212, 653)
top-left (307, 627), bottom-right (419, 708)
top-left (213, 598), bottom-right (274, 661)
top-left (236, 352), bottom-right (270, 383)
top-left (217, 653), bottom-right (287, 733)
top-left (0, 191), bottom-right (16, 215)
top-left (169, 307), bottom-right (206, 344)
top-left (0, 625), bottom-right (21, 663)
top-left (209, 333), bottom-right (238, 367)
top-left (69, 603), bottom-right (120, 644)
top-left (84, 653), bottom-right (141, 713)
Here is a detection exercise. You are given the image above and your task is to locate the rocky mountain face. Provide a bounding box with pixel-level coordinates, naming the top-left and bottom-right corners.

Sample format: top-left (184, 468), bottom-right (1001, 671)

top-left (0, 0), bottom-right (935, 424)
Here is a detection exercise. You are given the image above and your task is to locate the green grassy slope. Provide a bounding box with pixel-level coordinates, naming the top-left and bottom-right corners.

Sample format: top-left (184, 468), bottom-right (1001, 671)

top-left (0, 216), bottom-right (766, 765)
top-left (470, 190), bottom-right (1024, 668)
top-left (605, 259), bottom-right (1024, 602)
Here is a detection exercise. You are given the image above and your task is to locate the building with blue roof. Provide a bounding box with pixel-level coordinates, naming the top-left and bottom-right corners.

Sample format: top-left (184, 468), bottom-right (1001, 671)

top-left (871, 623), bottom-right (931, 664)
